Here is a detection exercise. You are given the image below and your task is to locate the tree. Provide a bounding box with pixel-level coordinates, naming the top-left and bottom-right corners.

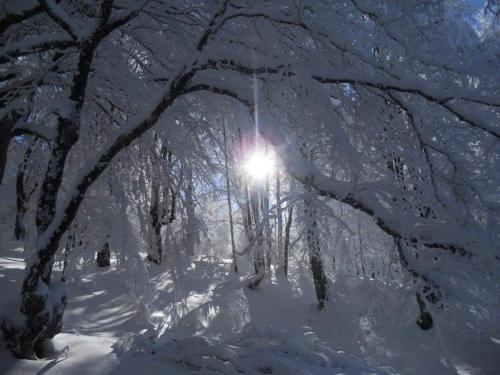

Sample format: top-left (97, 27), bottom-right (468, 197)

top-left (283, 204), bottom-right (293, 277)
top-left (275, 170), bottom-right (283, 272)
top-left (14, 139), bottom-right (38, 241)
top-left (1, 0), bottom-right (147, 358)
top-left (146, 136), bottom-right (176, 264)
top-left (301, 145), bottom-right (329, 308)
top-left (222, 124), bottom-right (238, 272)
top-left (1, 0), bottom-right (498, 359)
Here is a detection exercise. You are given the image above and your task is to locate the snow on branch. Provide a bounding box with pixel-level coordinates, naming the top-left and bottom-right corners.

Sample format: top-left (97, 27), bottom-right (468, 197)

top-left (39, 0), bottom-right (92, 41)
top-left (315, 73), bottom-right (500, 107)
top-left (196, 0), bottom-right (230, 51)
top-left (0, 32), bottom-right (75, 62)
top-left (197, 57), bottom-right (500, 139)
top-left (0, 1), bottom-right (43, 34)
top-left (23, 0), bottom-right (234, 271)
top-left (182, 78), bottom-right (494, 259)
top-left (11, 121), bottom-right (55, 142)
top-left (103, 0), bottom-right (149, 33)
top-left (208, 9), bottom-right (499, 139)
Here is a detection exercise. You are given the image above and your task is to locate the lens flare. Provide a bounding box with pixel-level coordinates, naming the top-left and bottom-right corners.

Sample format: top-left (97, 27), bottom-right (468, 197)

top-left (244, 150), bottom-right (274, 180)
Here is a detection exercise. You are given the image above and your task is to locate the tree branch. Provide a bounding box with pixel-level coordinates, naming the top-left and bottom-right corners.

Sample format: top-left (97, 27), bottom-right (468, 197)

top-left (0, 2), bottom-right (43, 34)
top-left (184, 81), bottom-right (480, 257)
top-left (39, 0), bottom-right (82, 41)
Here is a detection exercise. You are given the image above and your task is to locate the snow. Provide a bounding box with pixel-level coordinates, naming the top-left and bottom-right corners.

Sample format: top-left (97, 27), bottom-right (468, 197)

top-left (0, 32), bottom-right (72, 58)
top-left (0, 243), bottom-right (183, 374)
top-left (1, 241), bottom-right (499, 374)
top-left (115, 323), bottom-right (393, 375)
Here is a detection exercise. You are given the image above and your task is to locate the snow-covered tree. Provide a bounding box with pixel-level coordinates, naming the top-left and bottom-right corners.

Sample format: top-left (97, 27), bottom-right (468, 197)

top-left (0, 0), bottom-right (498, 360)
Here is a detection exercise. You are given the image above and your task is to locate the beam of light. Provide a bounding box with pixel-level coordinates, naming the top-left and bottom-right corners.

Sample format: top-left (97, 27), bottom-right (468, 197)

top-left (251, 43), bottom-right (259, 147)
top-left (253, 72), bottom-right (259, 139)
top-left (245, 35), bottom-right (274, 182)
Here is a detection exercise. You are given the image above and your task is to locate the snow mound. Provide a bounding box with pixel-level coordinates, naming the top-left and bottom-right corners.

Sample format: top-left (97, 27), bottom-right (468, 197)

top-left (114, 323), bottom-right (395, 374)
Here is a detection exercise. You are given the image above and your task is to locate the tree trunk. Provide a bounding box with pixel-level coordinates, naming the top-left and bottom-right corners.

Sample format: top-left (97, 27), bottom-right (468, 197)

top-left (14, 141), bottom-right (35, 240)
top-left (96, 242), bottom-right (111, 267)
top-left (300, 145), bottom-right (329, 307)
top-left (223, 125), bottom-right (238, 272)
top-left (263, 171), bottom-right (272, 270)
top-left (304, 190), bottom-right (328, 309)
top-left (357, 212), bottom-right (366, 276)
top-left (10, 26), bottom-right (114, 357)
top-left (12, 118), bottom-right (78, 360)
top-left (389, 156), bottom-right (439, 330)
top-left (248, 183), bottom-right (265, 288)
top-left (395, 239), bottom-right (437, 330)
top-left (283, 205), bottom-right (293, 277)
top-left (243, 177), bottom-right (253, 242)
top-left (185, 164), bottom-right (196, 257)
top-left (0, 111), bottom-right (21, 186)
top-left (415, 292), bottom-right (433, 330)
top-left (146, 182), bottom-right (163, 264)
top-left (276, 170), bottom-right (283, 272)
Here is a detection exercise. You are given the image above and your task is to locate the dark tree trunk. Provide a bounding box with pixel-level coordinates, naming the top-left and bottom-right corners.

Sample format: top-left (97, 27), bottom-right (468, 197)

top-left (395, 239), bottom-right (438, 330)
top-left (301, 145), bottom-right (329, 308)
top-left (14, 141), bottom-right (36, 241)
top-left (0, 111), bottom-right (21, 185)
top-left (243, 178), bottom-right (253, 243)
top-left (276, 171), bottom-right (283, 271)
top-left (146, 183), bottom-right (163, 264)
top-left (147, 144), bottom-right (175, 265)
top-left (283, 205), bottom-right (293, 277)
top-left (415, 292), bottom-right (433, 330)
top-left (261, 173), bottom-right (271, 270)
top-left (12, 117), bottom-right (83, 359)
top-left (9, 6), bottom-right (116, 356)
top-left (96, 242), bottom-right (111, 267)
top-left (185, 165), bottom-right (196, 257)
top-left (14, 201), bottom-right (27, 241)
top-left (304, 191), bottom-right (328, 309)
top-left (389, 155), bottom-right (439, 331)
top-left (11, 128), bottom-right (76, 359)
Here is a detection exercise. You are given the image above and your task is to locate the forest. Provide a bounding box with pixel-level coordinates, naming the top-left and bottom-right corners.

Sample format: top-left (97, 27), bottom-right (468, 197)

top-left (0, 0), bottom-right (499, 374)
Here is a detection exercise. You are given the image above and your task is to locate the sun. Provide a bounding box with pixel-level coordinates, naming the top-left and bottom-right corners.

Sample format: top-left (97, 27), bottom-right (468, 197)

top-left (243, 149), bottom-right (274, 181)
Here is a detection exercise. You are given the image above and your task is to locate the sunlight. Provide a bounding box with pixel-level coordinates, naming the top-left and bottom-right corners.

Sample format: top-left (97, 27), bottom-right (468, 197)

top-left (243, 149), bottom-right (274, 181)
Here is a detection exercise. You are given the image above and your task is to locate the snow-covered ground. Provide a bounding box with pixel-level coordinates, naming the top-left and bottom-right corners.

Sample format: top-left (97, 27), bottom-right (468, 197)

top-left (0, 241), bottom-right (499, 374)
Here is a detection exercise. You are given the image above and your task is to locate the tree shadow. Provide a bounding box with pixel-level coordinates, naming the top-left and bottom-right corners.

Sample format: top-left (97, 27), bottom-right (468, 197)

top-left (35, 345), bottom-right (69, 374)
